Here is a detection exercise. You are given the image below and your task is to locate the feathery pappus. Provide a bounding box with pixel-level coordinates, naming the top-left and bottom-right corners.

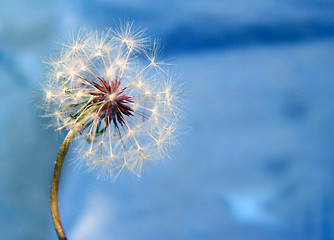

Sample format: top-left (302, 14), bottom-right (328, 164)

top-left (43, 23), bottom-right (182, 179)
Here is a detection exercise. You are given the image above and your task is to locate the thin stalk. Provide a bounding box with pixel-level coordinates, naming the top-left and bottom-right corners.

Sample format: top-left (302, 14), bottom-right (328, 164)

top-left (50, 128), bottom-right (79, 240)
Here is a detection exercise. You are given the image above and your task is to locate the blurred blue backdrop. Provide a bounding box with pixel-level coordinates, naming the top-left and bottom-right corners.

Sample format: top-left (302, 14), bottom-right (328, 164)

top-left (1, 0), bottom-right (334, 239)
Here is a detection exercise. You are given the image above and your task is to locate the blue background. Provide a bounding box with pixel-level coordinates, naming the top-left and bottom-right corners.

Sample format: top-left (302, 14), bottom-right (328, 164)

top-left (1, 0), bottom-right (334, 239)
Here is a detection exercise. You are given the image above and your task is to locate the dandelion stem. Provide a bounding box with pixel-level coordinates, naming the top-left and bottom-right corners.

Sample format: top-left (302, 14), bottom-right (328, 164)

top-left (50, 129), bottom-right (79, 240)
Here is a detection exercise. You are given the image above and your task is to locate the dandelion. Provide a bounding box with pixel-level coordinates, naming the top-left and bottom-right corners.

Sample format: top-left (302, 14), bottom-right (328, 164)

top-left (43, 23), bottom-right (181, 240)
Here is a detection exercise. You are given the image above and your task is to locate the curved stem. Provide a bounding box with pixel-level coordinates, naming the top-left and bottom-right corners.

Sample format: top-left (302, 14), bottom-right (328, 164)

top-left (50, 129), bottom-right (79, 240)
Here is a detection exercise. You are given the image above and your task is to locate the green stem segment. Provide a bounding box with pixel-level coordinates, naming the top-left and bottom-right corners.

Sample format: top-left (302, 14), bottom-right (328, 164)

top-left (50, 129), bottom-right (79, 240)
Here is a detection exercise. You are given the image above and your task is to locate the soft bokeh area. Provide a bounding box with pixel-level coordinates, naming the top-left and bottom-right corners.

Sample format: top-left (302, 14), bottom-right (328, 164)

top-left (1, 0), bottom-right (334, 239)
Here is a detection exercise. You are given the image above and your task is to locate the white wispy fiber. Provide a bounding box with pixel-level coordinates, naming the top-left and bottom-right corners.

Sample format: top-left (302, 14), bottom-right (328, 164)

top-left (43, 23), bottom-right (182, 179)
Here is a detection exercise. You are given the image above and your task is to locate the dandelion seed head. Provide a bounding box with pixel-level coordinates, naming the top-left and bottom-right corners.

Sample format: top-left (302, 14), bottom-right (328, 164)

top-left (43, 24), bottom-right (182, 179)
top-left (46, 91), bottom-right (52, 99)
